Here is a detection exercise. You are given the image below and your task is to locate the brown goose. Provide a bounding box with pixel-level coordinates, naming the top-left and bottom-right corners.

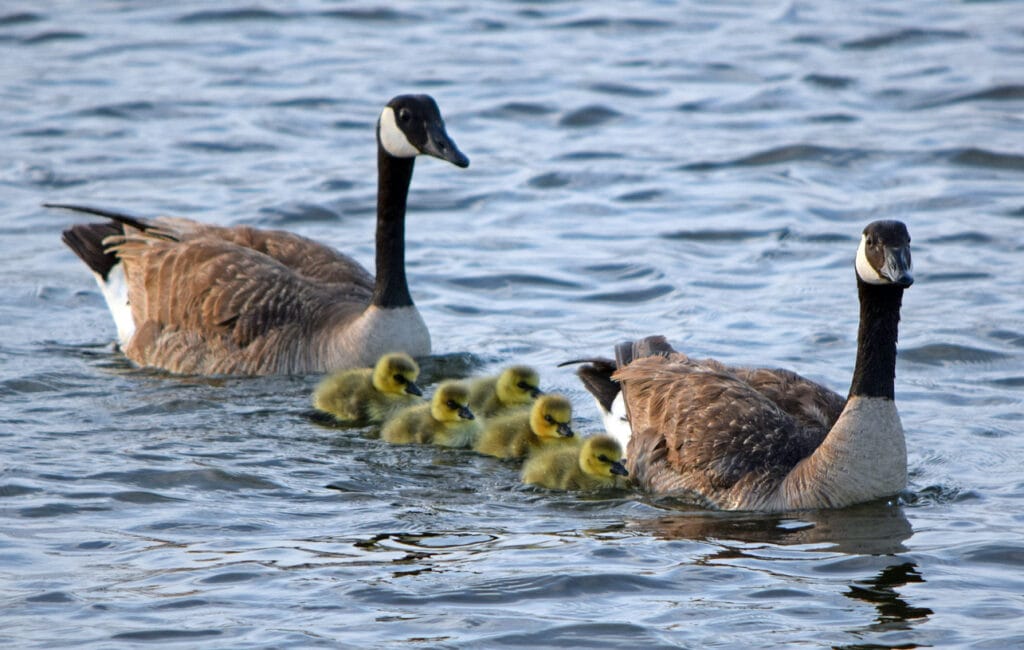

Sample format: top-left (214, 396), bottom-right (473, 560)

top-left (572, 220), bottom-right (914, 511)
top-left (49, 94), bottom-right (468, 376)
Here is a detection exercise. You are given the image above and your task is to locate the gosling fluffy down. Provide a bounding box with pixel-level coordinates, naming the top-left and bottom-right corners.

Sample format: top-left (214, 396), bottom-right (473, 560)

top-left (474, 394), bottom-right (575, 460)
top-left (312, 352), bottom-right (424, 424)
top-left (521, 434), bottom-right (628, 491)
top-left (382, 380), bottom-right (482, 448)
top-left (467, 365), bottom-right (542, 419)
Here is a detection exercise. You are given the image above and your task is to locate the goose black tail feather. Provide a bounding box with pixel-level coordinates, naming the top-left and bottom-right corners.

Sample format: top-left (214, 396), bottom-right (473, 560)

top-left (61, 222), bottom-right (123, 281)
top-left (559, 357), bottom-right (619, 413)
top-left (45, 203), bottom-right (152, 232)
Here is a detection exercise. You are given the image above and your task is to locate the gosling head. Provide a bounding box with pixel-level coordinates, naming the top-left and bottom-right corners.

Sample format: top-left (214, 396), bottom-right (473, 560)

top-left (855, 220), bottom-right (913, 288)
top-left (496, 365), bottom-right (542, 407)
top-left (579, 435), bottom-right (629, 479)
top-left (530, 394), bottom-right (574, 440)
top-left (430, 381), bottom-right (475, 423)
top-left (372, 352), bottom-right (423, 397)
top-left (377, 94), bottom-right (469, 168)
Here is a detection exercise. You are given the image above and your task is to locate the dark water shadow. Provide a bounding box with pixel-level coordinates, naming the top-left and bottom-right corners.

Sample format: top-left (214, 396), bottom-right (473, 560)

top-left (628, 501), bottom-right (913, 555)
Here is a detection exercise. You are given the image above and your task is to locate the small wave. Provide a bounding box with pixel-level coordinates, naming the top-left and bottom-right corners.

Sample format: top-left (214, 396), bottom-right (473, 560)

top-left (925, 231), bottom-right (996, 245)
top-left (662, 227), bottom-right (783, 242)
top-left (616, 189), bottom-right (663, 203)
top-left (946, 147), bottom-right (1024, 172)
top-left (90, 468), bottom-right (281, 491)
top-left (20, 30), bottom-right (85, 45)
top-left (580, 263), bottom-right (659, 281)
top-left (256, 202), bottom-right (339, 225)
top-left (842, 28), bottom-right (969, 50)
top-left (555, 17), bottom-right (674, 31)
top-left (480, 101), bottom-right (557, 119)
top-left (111, 490), bottom-right (180, 504)
top-left (0, 483), bottom-right (41, 497)
top-left (682, 144), bottom-right (871, 171)
top-left (489, 622), bottom-right (671, 648)
top-left (177, 140), bottom-right (278, 154)
top-left (558, 105), bottom-right (622, 128)
top-left (26, 591), bottom-right (75, 603)
top-left (588, 82), bottom-right (660, 98)
top-left (802, 73), bottom-right (856, 89)
top-left (268, 96), bottom-right (341, 109)
top-left (350, 572), bottom-right (671, 606)
top-left (317, 8), bottom-right (419, 22)
top-left (112, 630), bottom-right (222, 642)
top-left (921, 84), bottom-right (1024, 109)
top-left (528, 171), bottom-right (571, 189)
top-left (176, 8), bottom-right (288, 24)
top-left (448, 274), bottom-right (582, 291)
top-left (579, 284), bottom-right (674, 304)
top-left (923, 272), bottom-right (992, 283)
top-left (71, 101), bottom-right (178, 120)
top-left (0, 12), bottom-right (42, 26)
top-left (963, 543), bottom-right (1024, 567)
top-left (900, 343), bottom-right (1011, 365)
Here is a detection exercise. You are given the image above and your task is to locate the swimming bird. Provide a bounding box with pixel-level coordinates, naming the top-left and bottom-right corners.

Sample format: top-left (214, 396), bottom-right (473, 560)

top-left (49, 94), bottom-right (469, 376)
top-left (473, 393), bottom-right (575, 460)
top-left (381, 380), bottom-right (481, 448)
top-left (467, 365), bottom-right (542, 418)
top-left (312, 352), bottom-right (424, 425)
top-left (521, 434), bottom-right (628, 491)
top-left (572, 220), bottom-right (914, 511)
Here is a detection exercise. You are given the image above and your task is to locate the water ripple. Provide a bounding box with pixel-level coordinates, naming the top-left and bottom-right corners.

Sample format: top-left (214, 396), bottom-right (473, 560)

top-left (841, 28), bottom-right (970, 50)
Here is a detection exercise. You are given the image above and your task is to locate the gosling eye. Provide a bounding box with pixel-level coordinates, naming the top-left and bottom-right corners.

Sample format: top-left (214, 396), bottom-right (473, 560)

top-left (398, 107), bottom-right (412, 123)
top-left (597, 454), bottom-right (610, 463)
top-left (393, 374), bottom-right (407, 385)
top-left (544, 415), bottom-right (555, 424)
top-left (517, 381), bottom-right (531, 390)
top-left (446, 399), bottom-right (459, 410)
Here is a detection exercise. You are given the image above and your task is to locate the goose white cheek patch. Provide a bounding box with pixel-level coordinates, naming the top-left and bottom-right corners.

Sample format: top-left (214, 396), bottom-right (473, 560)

top-left (855, 235), bottom-right (887, 285)
top-left (378, 107), bottom-right (419, 158)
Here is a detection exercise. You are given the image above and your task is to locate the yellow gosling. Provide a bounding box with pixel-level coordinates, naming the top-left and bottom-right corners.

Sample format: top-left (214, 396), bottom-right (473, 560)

top-left (474, 393), bottom-right (575, 460)
top-left (468, 365), bottom-right (541, 418)
top-left (382, 380), bottom-right (481, 448)
top-left (312, 352), bottom-right (424, 424)
top-left (521, 434), bottom-right (628, 491)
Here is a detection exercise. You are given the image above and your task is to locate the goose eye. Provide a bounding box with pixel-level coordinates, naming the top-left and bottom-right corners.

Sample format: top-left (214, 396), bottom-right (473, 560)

top-left (398, 108), bottom-right (412, 122)
top-left (517, 381), bottom-right (530, 390)
top-left (866, 236), bottom-right (876, 247)
top-left (393, 374), bottom-right (406, 384)
top-left (597, 454), bottom-right (610, 463)
top-left (446, 400), bottom-right (458, 410)
top-left (544, 415), bottom-right (555, 424)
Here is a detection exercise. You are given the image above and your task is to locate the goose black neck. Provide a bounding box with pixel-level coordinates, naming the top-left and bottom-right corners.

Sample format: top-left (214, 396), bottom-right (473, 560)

top-left (371, 147), bottom-right (416, 308)
top-left (848, 279), bottom-right (904, 400)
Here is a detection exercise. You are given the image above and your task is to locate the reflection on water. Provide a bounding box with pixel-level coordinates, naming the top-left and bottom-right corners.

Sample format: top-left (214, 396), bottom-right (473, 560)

top-left (630, 501), bottom-right (913, 555)
top-left (845, 562), bottom-right (932, 633)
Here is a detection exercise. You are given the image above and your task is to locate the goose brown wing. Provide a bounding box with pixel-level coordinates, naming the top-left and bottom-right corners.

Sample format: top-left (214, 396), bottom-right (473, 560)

top-left (615, 356), bottom-right (820, 499)
top-left (107, 227), bottom-right (373, 374)
top-left (729, 366), bottom-right (845, 434)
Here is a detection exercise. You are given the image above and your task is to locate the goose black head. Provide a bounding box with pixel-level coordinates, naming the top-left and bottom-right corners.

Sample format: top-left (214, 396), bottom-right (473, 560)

top-left (378, 94), bottom-right (469, 168)
top-left (856, 220), bottom-right (913, 288)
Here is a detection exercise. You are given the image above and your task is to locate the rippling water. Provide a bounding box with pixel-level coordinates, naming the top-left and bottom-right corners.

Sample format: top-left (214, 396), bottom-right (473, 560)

top-left (3, 1), bottom-right (1023, 647)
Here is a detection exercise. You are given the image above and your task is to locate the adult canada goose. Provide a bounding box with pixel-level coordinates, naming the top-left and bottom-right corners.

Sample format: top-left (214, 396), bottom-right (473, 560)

top-left (572, 220), bottom-right (914, 511)
top-left (49, 94), bottom-right (469, 376)
top-left (381, 380), bottom-right (481, 448)
top-left (312, 352), bottom-right (424, 425)
top-left (467, 365), bottom-right (542, 419)
top-left (521, 434), bottom-right (629, 491)
top-left (473, 393), bottom-right (575, 460)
